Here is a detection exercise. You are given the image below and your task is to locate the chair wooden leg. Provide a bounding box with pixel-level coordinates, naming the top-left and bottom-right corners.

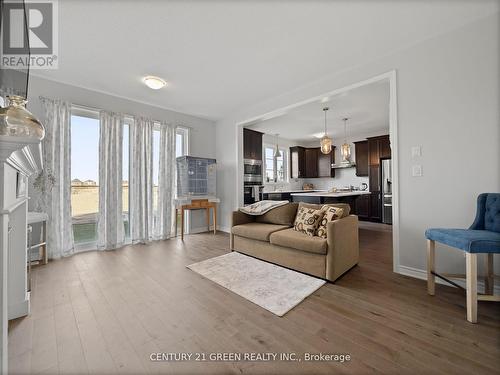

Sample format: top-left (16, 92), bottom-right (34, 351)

top-left (485, 254), bottom-right (494, 295)
top-left (466, 253), bottom-right (478, 323)
top-left (427, 239), bottom-right (435, 295)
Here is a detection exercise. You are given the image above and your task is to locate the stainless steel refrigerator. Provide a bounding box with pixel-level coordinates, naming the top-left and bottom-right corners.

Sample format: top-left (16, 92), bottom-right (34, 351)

top-left (381, 159), bottom-right (392, 224)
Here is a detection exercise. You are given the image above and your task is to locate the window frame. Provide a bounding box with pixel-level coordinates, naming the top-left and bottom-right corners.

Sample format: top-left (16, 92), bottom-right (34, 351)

top-left (263, 144), bottom-right (288, 185)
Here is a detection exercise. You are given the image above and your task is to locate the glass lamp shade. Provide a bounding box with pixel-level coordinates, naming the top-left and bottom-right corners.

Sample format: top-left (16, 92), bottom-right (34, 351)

top-left (320, 135), bottom-right (333, 154)
top-left (0, 95), bottom-right (45, 140)
top-left (341, 142), bottom-right (351, 162)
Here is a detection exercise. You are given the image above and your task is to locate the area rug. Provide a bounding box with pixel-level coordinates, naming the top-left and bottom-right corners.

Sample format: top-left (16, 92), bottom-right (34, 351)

top-left (187, 252), bottom-right (325, 316)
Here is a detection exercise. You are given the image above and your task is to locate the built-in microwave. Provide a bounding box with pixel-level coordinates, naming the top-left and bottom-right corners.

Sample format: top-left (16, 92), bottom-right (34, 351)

top-left (243, 159), bottom-right (262, 181)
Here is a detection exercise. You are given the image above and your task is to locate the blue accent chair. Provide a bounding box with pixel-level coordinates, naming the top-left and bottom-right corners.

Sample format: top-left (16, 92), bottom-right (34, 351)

top-left (425, 193), bottom-right (500, 323)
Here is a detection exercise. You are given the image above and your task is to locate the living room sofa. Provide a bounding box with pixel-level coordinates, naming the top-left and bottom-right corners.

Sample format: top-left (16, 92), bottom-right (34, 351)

top-left (230, 202), bottom-right (359, 282)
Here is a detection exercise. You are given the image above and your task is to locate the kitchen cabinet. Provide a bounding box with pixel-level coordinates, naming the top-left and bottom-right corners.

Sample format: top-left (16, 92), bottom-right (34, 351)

top-left (355, 194), bottom-right (370, 219)
top-left (262, 192), bottom-right (292, 201)
top-left (290, 146), bottom-right (306, 178)
top-left (290, 146), bottom-right (335, 178)
top-left (318, 148), bottom-right (335, 178)
top-left (354, 140), bottom-right (368, 177)
top-left (367, 135), bottom-right (390, 222)
top-left (304, 148), bottom-right (319, 178)
top-left (243, 128), bottom-right (263, 160)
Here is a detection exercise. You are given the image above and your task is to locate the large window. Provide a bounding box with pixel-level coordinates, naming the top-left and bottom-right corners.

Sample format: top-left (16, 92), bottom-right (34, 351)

top-left (264, 146), bottom-right (287, 183)
top-left (71, 110), bottom-right (100, 246)
top-left (70, 109), bottom-right (189, 247)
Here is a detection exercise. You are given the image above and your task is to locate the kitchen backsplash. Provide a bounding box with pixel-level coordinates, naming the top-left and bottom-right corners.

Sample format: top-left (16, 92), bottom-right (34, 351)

top-left (264, 167), bottom-right (369, 192)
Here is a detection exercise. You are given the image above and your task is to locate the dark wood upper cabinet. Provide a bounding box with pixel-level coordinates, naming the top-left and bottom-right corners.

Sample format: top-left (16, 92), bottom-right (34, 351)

top-left (380, 136), bottom-right (391, 159)
top-left (290, 146), bottom-right (335, 178)
top-left (318, 148), bottom-right (335, 178)
top-left (304, 148), bottom-right (319, 178)
top-left (243, 128), bottom-right (263, 160)
top-left (354, 140), bottom-right (368, 177)
top-left (367, 135), bottom-right (390, 166)
top-left (290, 146), bottom-right (306, 179)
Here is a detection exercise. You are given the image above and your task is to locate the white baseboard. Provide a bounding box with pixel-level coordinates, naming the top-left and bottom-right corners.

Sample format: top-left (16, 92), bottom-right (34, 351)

top-left (398, 265), bottom-right (500, 294)
top-left (189, 225), bottom-right (230, 234)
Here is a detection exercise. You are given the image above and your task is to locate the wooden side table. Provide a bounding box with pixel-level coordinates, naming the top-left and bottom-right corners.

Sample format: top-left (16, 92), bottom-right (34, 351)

top-left (175, 199), bottom-right (217, 240)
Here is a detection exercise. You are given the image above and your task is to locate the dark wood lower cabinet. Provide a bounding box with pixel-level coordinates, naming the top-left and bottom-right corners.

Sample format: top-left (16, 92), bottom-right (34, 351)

top-left (355, 194), bottom-right (370, 220)
top-left (369, 191), bottom-right (382, 221)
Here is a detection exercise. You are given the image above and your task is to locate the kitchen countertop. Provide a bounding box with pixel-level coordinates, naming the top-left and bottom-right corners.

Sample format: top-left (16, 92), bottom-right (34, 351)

top-left (290, 191), bottom-right (371, 197)
top-left (262, 189), bottom-right (327, 194)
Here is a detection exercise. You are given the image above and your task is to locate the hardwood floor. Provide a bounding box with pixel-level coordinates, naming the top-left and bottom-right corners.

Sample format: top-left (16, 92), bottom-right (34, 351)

top-left (8, 225), bottom-right (500, 374)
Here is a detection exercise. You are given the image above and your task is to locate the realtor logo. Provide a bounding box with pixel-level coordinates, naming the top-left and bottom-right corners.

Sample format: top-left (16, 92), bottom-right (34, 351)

top-left (1, 0), bottom-right (58, 69)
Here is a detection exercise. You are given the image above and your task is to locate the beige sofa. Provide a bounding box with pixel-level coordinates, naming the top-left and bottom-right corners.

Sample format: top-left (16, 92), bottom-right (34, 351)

top-left (230, 202), bottom-right (359, 282)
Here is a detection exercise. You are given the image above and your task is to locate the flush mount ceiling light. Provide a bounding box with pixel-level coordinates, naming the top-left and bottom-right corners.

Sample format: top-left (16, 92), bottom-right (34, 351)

top-left (142, 76), bottom-right (167, 90)
top-left (320, 107), bottom-right (333, 154)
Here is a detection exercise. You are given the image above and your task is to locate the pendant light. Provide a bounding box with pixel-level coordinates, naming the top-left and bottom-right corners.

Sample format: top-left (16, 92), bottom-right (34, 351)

top-left (274, 133), bottom-right (281, 158)
top-left (340, 117), bottom-right (351, 164)
top-left (320, 107), bottom-right (332, 154)
top-left (0, 95), bottom-right (45, 141)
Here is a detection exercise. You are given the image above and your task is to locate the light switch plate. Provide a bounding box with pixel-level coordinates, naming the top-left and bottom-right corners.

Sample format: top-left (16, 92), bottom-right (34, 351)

top-left (411, 146), bottom-right (422, 158)
top-left (412, 165), bottom-right (423, 177)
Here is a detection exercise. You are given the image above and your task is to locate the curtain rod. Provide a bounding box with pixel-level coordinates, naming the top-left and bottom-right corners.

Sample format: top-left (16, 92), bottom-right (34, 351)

top-left (38, 95), bottom-right (194, 130)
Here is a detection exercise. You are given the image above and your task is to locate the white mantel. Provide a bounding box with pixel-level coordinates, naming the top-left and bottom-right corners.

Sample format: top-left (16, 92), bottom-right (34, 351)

top-left (0, 138), bottom-right (42, 374)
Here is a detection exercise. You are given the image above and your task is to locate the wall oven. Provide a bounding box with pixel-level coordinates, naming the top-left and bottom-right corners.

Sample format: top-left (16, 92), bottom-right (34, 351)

top-left (243, 159), bottom-right (263, 204)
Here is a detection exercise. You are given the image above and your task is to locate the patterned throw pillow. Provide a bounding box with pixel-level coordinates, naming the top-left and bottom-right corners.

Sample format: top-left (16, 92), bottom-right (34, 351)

top-left (316, 206), bottom-right (345, 238)
top-left (293, 207), bottom-right (325, 237)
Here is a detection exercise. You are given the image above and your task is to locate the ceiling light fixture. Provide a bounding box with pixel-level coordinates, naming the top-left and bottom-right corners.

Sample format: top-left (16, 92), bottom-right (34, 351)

top-left (274, 133), bottom-right (281, 158)
top-left (142, 76), bottom-right (167, 90)
top-left (320, 107), bottom-right (333, 154)
top-left (340, 117), bottom-right (351, 164)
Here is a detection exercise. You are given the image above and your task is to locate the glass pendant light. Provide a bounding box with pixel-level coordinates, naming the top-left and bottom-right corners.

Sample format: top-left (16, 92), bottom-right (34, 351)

top-left (274, 134), bottom-right (281, 158)
top-left (0, 95), bottom-right (45, 140)
top-left (340, 117), bottom-right (351, 164)
top-left (320, 107), bottom-right (332, 154)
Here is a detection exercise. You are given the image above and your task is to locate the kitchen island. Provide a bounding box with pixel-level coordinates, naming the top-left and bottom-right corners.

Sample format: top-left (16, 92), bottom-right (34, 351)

top-left (291, 191), bottom-right (371, 218)
top-left (262, 190), bottom-right (326, 201)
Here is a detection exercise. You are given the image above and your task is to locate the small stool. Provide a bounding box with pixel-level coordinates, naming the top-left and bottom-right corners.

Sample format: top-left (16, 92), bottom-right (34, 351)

top-left (425, 193), bottom-right (500, 323)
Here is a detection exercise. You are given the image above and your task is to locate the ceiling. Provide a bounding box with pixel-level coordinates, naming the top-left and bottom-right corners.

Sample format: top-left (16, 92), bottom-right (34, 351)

top-left (245, 79), bottom-right (389, 142)
top-left (33, 1), bottom-right (499, 120)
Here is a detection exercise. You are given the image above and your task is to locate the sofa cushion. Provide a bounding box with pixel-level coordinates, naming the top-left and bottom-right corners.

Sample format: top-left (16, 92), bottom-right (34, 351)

top-left (316, 206), bottom-right (344, 238)
top-left (256, 203), bottom-right (299, 226)
top-left (270, 228), bottom-right (328, 255)
top-left (298, 202), bottom-right (350, 218)
top-left (232, 222), bottom-right (290, 242)
top-left (293, 207), bottom-right (324, 237)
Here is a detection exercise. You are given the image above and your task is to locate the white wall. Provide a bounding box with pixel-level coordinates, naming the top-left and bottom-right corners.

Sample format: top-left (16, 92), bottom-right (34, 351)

top-left (216, 13), bottom-right (500, 275)
top-left (26, 75), bottom-right (216, 232)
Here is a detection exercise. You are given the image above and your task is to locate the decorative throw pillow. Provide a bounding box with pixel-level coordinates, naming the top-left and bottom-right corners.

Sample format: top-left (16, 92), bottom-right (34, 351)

top-left (316, 206), bottom-right (345, 238)
top-left (293, 207), bottom-right (325, 237)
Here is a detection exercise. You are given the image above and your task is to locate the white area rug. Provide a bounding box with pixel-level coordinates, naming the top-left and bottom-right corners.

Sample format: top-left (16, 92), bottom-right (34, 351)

top-left (187, 252), bottom-right (326, 316)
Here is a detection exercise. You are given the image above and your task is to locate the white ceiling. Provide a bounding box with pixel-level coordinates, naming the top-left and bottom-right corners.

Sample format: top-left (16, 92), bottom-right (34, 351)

top-left (33, 1), bottom-right (499, 120)
top-left (246, 80), bottom-right (389, 142)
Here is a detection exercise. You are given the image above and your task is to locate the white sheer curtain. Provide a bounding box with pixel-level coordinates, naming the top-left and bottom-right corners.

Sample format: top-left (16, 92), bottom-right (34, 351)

top-left (130, 117), bottom-right (154, 243)
top-left (97, 111), bottom-right (124, 250)
top-left (40, 98), bottom-right (74, 258)
top-left (154, 122), bottom-right (176, 240)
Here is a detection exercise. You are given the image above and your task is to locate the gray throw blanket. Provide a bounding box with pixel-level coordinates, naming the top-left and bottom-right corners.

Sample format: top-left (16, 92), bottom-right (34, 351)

top-left (240, 200), bottom-right (289, 215)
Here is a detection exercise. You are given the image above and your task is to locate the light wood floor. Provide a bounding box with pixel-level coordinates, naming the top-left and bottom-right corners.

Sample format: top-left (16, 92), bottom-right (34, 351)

top-left (8, 224), bottom-right (500, 374)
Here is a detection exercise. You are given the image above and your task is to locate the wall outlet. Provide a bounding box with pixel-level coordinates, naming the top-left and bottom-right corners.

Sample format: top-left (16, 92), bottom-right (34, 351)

top-left (411, 146), bottom-right (422, 158)
top-left (412, 165), bottom-right (423, 177)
